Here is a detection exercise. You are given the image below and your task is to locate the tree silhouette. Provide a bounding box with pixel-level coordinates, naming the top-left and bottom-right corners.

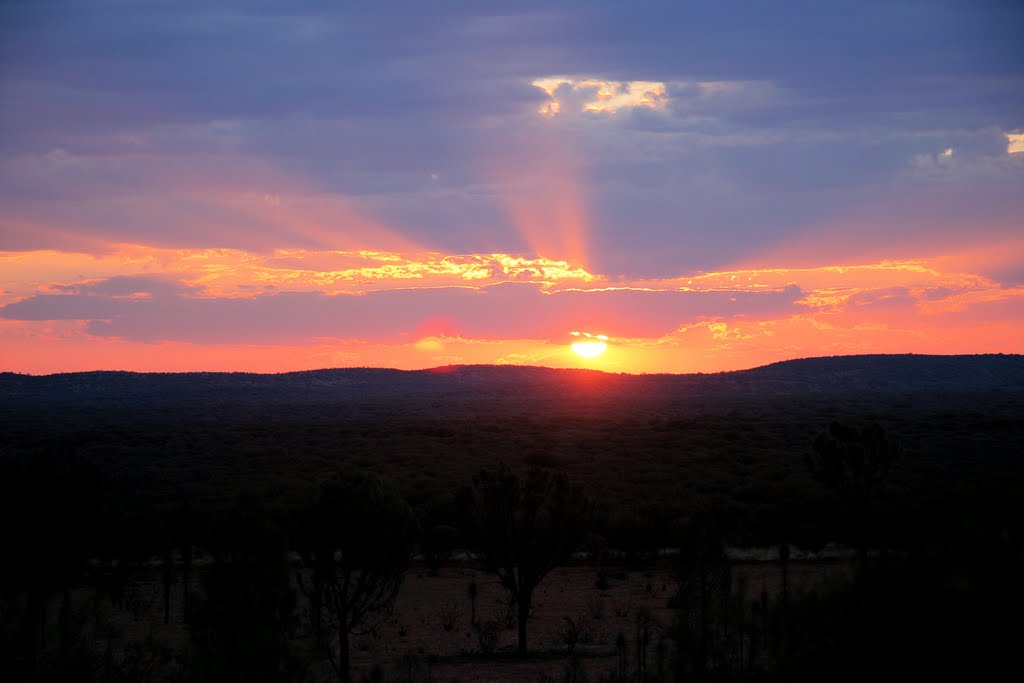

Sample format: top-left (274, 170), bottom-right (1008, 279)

top-left (469, 463), bottom-right (590, 655)
top-left (467, 578), bottom-right (478, 627)
top-left (299, 470), bottom-right (418, 683)
top-left (671, 513), bottom-right (730, 681)
top-left (170, 501), bottom-right (199, 624)
top-left (422, 524), bottom-right (459, 576)
top-left (187, 493), bottom-right (298, 682)
top-left (0, 449), bottom-right (119, 678)
top-left (807, 421), bottom-right (900, 564)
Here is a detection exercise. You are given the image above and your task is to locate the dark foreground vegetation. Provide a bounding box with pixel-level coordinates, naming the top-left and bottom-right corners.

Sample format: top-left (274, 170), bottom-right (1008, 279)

top-left (1, 354), bottom-right (1022, 681)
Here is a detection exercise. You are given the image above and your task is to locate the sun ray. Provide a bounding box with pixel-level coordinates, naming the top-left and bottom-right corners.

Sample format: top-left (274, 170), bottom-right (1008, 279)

top-left (483, 121), bottom-right (590, 269)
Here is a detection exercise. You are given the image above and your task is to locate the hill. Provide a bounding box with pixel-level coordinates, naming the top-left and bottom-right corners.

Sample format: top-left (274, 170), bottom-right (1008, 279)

top-left (1, 354), bottom-right (1021, 545)
top-left (2, 353), bottom-right (1022, 409)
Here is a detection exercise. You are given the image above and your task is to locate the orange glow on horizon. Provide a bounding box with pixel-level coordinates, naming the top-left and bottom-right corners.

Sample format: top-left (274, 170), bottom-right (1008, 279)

top-left (1, 241), bottom-right (1022, 375)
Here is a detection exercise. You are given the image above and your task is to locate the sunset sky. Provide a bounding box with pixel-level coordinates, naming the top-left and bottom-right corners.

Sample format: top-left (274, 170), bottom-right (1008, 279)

top-left (2, 0), bottom-right (1022, 375)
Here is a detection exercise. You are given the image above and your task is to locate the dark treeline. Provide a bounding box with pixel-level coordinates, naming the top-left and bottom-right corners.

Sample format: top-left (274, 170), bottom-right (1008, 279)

top-left (2, 424), bottom-right (1022, 681)
top-left (2, 357), bottom-right (1023, 680)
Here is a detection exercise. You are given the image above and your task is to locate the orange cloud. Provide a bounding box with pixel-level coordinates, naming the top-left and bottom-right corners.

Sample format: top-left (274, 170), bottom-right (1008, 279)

top-left (532, 77), bottom-right (668, 117)
top-left (2, 241), bottom-right (1021, 375)
top-left (1007, 132), bottom-right (1024, 154)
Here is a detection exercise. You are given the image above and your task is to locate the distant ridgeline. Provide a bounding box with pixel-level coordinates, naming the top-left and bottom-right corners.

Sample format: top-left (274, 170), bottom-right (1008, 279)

top-left (1, 354), bottom-right (1023, 409)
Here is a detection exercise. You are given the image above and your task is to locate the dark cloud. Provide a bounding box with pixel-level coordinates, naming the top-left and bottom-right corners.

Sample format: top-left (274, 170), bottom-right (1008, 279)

top-left (2, 0), bottom-right (1022, 277)
top-left (0, 276), bottom-right (805, 344)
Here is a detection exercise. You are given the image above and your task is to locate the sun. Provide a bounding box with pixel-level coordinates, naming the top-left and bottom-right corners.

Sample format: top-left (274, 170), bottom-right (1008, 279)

top-left (569, 331), bottom-right (609, 359)
top-left (571, 340), bottom-right (608, 358)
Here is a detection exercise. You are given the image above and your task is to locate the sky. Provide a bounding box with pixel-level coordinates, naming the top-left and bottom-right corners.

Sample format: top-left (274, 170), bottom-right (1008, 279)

top-left (1, 0), bottom-right (1022, 375)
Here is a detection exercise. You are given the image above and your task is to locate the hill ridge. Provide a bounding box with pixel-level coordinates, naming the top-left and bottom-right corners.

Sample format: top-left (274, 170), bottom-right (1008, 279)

top-left (2, 354), bottom-right (1023, 410)
top-left (3, 352), bottom-right (1021, 381)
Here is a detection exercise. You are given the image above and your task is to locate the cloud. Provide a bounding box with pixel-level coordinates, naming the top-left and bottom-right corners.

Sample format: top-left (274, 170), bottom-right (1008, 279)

top-left (3, 251), bottom-right (1020, 369)
top-left (532, 77), bottom-right (668, 117)
top-left (1009, 132), bottom-right (1024, 154)
top-left (3, 1), bottom-right (1021, 279)
top-left (2, 1), bottom-right (1023, 372)
top-left (0, 275), bottom-right (806, 344)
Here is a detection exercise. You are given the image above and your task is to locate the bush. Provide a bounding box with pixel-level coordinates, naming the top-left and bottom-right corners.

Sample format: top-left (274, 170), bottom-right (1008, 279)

top-left (475, 621), bottom-right (500, 654)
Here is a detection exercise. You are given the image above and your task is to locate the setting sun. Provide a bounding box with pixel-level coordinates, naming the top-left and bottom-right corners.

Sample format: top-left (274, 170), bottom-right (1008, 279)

top-left (570, 331), bottom-right (609, 359)
top-left (571, 340), bottom-right (608, 358)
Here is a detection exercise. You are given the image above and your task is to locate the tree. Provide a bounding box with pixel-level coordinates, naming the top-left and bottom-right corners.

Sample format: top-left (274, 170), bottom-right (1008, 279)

top-left (671, 513), bottom-right (730, 682)
top-left (469, 463), bottom-right (590, 655)
top-left (422, 524), bottom-right (459, 576)
top-left (299, 470), bottom-right (418, 683)
top-left (187, 493), bottom-right (298, 683)
top-left (0, 449), bottom-right (120, 678)
top-left (807, 421), bottom-right (900, 564)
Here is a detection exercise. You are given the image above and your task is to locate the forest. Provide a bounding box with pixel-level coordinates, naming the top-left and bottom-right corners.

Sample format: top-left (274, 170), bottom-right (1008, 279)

top-left (1, 354), bottom-right (1022, 681)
